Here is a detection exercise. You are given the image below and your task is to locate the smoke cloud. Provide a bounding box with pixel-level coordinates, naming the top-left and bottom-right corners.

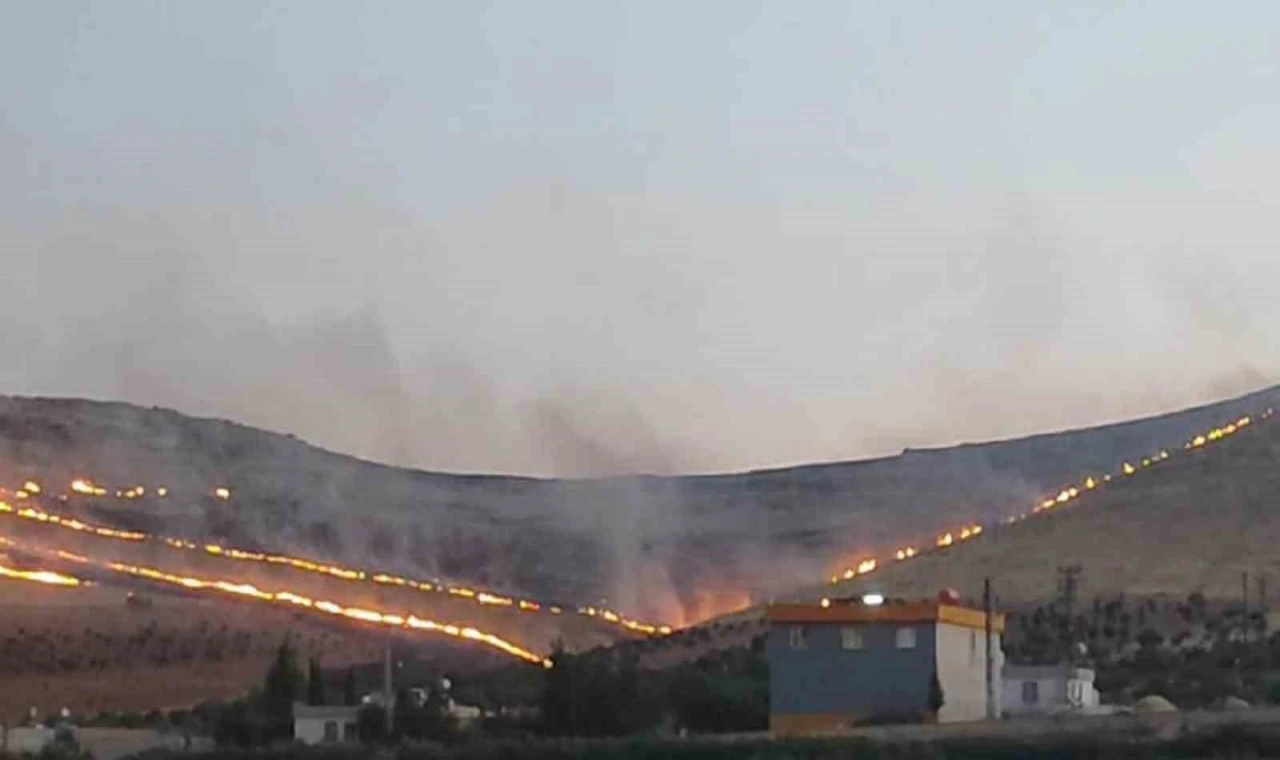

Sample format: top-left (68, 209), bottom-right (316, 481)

top-left (2, 1), bottom-right (1279, 621)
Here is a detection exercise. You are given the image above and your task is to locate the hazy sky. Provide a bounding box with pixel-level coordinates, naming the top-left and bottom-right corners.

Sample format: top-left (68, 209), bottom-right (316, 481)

top-left (2, 1), bottom-right (1278, 477)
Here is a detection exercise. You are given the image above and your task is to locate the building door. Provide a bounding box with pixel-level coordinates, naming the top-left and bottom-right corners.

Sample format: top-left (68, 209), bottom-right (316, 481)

top-left (1021, 680), bottom-right (1039, 706)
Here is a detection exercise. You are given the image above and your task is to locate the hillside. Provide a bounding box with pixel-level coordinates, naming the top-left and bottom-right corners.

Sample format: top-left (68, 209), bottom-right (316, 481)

top-left (2, 387), bottom-right (1279, 627)
top-left (800, 406), bottom-right (1280, 606)
top-left (0, 580), bottom-right (385, 718)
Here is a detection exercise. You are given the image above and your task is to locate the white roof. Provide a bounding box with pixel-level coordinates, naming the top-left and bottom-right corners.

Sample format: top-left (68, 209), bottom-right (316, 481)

top-left (292, 704), bottom-right (360, 720)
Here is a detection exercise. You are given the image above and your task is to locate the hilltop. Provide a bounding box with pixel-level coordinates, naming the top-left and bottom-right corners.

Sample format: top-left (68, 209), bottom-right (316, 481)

top-left (2, 386), bottom-right (1279, 627)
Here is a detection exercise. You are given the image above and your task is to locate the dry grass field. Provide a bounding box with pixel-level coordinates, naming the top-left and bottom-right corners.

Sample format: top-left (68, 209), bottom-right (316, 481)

top-left (806, 410), bottom-right (1280, 606)
top-left (0, 581), bottom-right (389, 720)
top-left (0, 508), bottom-right (639, 656)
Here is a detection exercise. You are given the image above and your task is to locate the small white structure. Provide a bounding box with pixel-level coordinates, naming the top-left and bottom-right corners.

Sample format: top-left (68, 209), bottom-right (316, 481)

top-left (3, 726), bottom-right (54, 754)
top-left (446, 700), bottom-right (482, 726)
top-left (293, 704), bottom-right (359, 745)
top-left (1002, 664), bottom-right (1099, 716)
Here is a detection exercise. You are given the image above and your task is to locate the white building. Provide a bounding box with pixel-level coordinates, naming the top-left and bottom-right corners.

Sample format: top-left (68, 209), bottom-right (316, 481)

top-left (293, 704), bottom-right (359, 744)
top-left (447, 700), bottom-right (482, 726)
top-left (1002, 664), bottom-right (1099, 716)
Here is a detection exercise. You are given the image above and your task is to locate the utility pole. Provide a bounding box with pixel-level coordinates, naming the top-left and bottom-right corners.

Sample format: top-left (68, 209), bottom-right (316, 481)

top-left (1258, 575), bottom-right (1268, 641)
top-left (983, 577), bottom-right (996, 720)
top-left (1243, 572), bottom-right (1250, 616)
top-left (1055, 565), bottom-right (1083, 663)
top-left (383, 638), bottom-right (394, 736)
top-left (1056, 565), bottom-right (1082, 619)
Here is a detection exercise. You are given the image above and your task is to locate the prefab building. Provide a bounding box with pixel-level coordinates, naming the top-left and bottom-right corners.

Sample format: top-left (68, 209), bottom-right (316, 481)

top-left (766, 599), bottom-right (1004, 736)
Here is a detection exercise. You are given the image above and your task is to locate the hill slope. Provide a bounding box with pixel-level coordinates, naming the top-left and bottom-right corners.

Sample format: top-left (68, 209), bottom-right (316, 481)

top-left (805, 408), bottom-right (1280, 606)
top-left (2, 386), bottom-right (1278, 625)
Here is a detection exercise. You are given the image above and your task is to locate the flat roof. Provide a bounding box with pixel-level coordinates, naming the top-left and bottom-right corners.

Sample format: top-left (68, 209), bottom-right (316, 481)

top-left (1005, 664), bottom-right (1094, 680)
top-left (293, 704), bottom-right (360, 720)
top-left (766, 601), bottom-right (1005, 633)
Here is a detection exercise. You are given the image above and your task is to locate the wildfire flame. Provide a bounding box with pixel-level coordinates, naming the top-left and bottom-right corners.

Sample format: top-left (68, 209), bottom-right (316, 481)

top-left (94, 559), bottom-right (550, 666)
top-left (70, 479), bottom-right (108, 497)
top-left (0, 493), bottom-right (670, 636)
top-left (0, 562), bottom-right (82, 587)
top-left (822, 409), bottom-right (1270, 595)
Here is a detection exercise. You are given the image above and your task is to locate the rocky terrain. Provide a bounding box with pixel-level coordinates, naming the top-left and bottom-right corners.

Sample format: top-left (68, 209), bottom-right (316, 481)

top-left (2, 386), bottom-right (1278, 627)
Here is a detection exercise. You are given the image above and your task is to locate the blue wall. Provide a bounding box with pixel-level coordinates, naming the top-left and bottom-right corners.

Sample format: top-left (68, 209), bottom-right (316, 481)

top-left (768, 622), bottom-right (935, 716)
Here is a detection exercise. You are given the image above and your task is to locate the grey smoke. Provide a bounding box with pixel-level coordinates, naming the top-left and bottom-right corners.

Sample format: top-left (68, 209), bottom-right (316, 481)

top-left (2, 3), bottom-right (1279, 625)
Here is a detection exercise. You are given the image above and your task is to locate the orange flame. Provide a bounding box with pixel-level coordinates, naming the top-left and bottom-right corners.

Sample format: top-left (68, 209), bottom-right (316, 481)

top-left (0, 488), bottom-right (671, 636)
top-left (0, 562), bottom-right (81, 587)
top-left (70, 479), bottom-right (108, 497)
top-left (98, 559), bottom-right (550, 666)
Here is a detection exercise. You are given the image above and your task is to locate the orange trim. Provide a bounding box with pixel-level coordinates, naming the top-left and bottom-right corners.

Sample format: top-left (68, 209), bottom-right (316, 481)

top-left (938, 604), bottom-right (1006, 633)
top-left (766, 602), bottom-right (1004, 632)
top-left (770, 712), bottom-right (937, 737)
top-left (770, 713), bottom-right (861, 737)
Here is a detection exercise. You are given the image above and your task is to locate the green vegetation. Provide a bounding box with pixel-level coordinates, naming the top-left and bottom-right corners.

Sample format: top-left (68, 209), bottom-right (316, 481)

top-left (536, 639), bottom-right (767, 738)
top-left (306, 658), bottom-right (324, 707)
top-left (29, 724), bottom-right (1280, 760)
top-left (1006, 592), bottom-right (1276, 708)
top-left (208, 638), bottom-right (308, 746)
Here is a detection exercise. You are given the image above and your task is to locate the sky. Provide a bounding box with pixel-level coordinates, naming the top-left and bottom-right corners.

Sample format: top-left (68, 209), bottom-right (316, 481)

top-left (1, 1), bottom-right (1278, 477)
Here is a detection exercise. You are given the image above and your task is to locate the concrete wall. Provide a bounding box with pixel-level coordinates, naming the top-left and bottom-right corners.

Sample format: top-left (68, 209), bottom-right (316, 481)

top-left (3, 726), bottom-right (53, 754)
top-left (1003, 671), bottom-right (1098, 716)
top-left (935, 623), bottom-right (1002, 723)
top-left (295, 717), bottom-right (356, 745)
top-left (1003, 674), bottom-right (1063, 716)
top-left (768, 621), bottom-right (936, 725)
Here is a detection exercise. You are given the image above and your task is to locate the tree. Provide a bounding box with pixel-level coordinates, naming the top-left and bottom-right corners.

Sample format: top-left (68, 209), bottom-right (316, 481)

top-left (1138, 628), bottom-right (1164, 649)
top-left (394, 683), bottom-right (456, 743)
top-left (356, 703), bottom-right (386, 744)
top-left (262, 637), bottom-right (303, 737)
top-left (307, 657), bottom-right (325, 706)
top-left (343, 667), bottom-right (359, 706)
top-left (540, 641), bottom-right (575, 735)
top-left (928, 670), bottom-right (945, 716)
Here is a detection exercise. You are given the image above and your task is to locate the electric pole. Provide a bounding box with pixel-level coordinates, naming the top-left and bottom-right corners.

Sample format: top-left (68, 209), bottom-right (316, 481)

top-left (984, 577), bottom-right (996, 720)
top-left (383, 637), bottom-right (394, 736)
top-left (1056, 565), bottom-right (1082, 662)
top-left (1056, 565), bottom-right (1082, 619)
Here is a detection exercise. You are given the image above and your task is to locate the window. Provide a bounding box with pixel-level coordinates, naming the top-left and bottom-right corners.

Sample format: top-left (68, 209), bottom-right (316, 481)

top-left (789, 625), bottom-right (808, 649)
top-left (841, 626), bottom-right (864, 650)
top-left (895, 627), bottom-right (917, 649)
top-left (969, 630), bottom-right (978, 665)
top-left (342, 722), bottom-right (358, 742)
top-left (323, 720), bottom-right (339, 742)
top-left (1022, 680), bottom-right (1040, 705)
